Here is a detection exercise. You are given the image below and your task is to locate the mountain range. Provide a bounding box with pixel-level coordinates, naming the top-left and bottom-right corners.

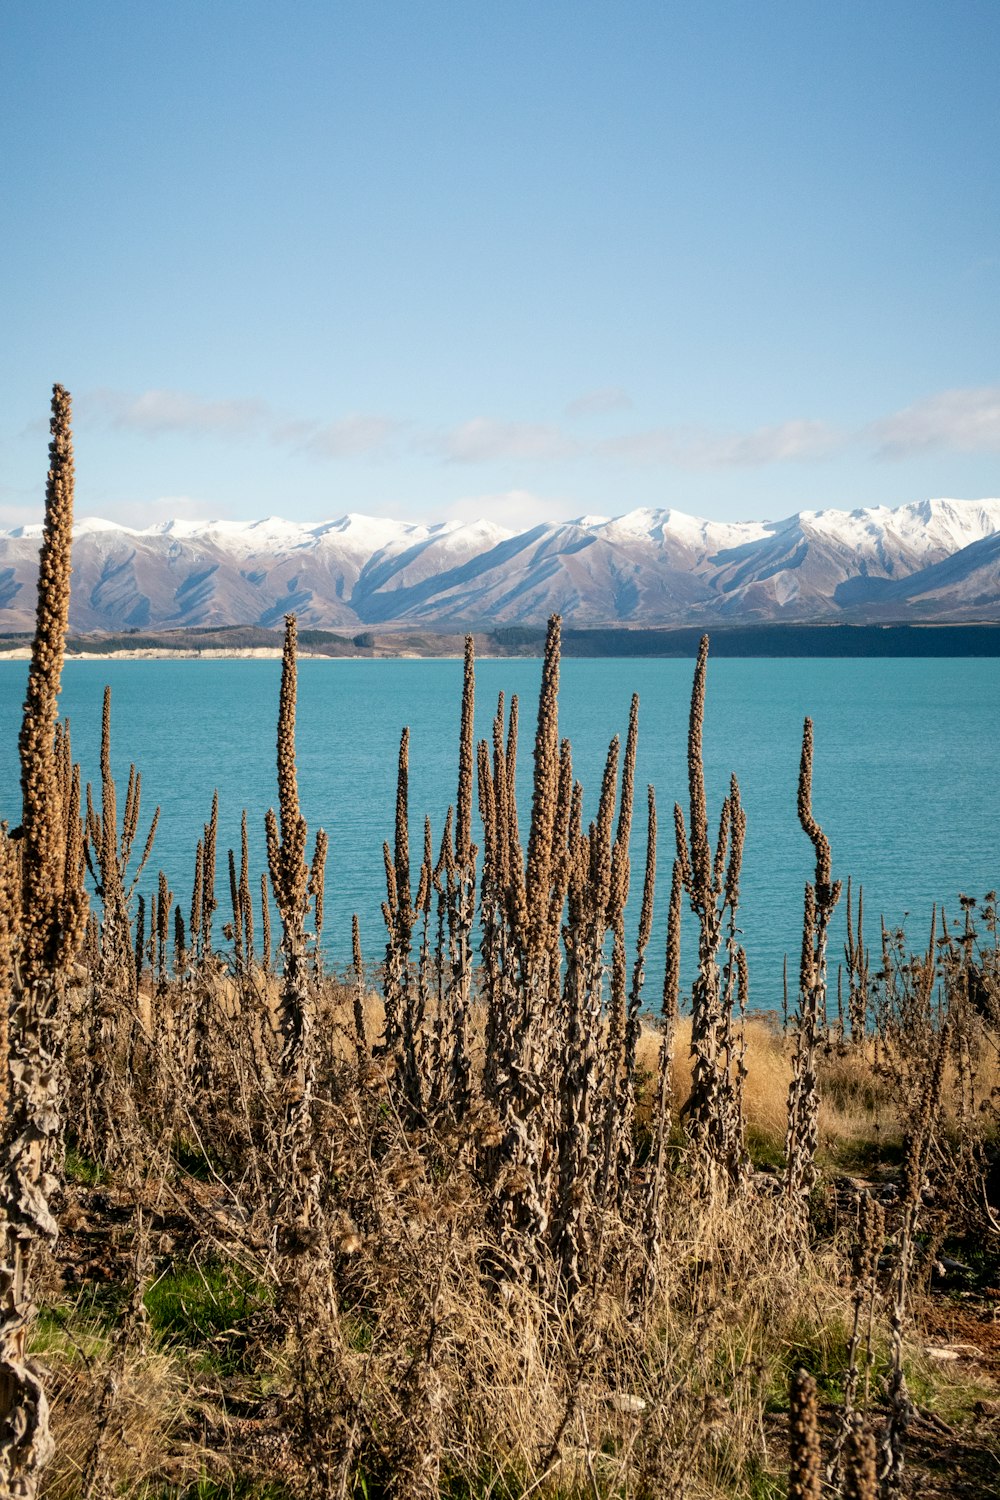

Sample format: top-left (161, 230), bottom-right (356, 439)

top-left (2, 497), bottom-right (1000, 633)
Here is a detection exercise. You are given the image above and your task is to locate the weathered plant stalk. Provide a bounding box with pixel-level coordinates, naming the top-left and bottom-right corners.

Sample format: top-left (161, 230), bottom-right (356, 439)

top-left (675, 636), bottom-right (747, 1189)
top-left (265, 614), bottom-right (325, 1230)
top-left (785, 717), bottom-right (841, 1221)
top-left (0, 385), bottom-right (87, 1497)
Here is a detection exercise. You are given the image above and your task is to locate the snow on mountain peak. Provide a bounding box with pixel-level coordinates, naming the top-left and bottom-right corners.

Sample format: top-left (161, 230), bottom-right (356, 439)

top-left (798, 497), bottom-right (1000, 557)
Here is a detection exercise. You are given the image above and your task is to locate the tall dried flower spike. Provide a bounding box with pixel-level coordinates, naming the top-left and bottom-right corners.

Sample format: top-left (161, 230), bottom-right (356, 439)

top-left (266, 616), bottom-right (314, 1094)
top-left (842, 1420), bottom-right (878, 1500)
top-left (675, 635), bottom-right (747, 1186)
top-left (309, 827), bottom-right (328, 966)
top-left (524, 615), bottom-right (561, 949)
top-left (786, 717), bottom-right (842, 1221)
top-left (686, 634), bottom-right (711, 895)
top-left (788, 1369), bottom-right (822, 1500)
top-left (0, 384), bottom-right (79, 1497)
top-left (201, 791), bottom-right (218, 956)
top-left (239, 811), bottom-right (253, 966)
top-left (456, 635), bottom-right (475, 862)
top-left (260, 871), bottom-right (271, 973)
top-left (798, 718), bottom-right (832, 895)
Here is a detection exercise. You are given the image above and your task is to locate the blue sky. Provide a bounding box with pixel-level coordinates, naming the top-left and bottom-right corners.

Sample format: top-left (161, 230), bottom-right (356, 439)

top-left (2, 1), bottom-right (999, 529)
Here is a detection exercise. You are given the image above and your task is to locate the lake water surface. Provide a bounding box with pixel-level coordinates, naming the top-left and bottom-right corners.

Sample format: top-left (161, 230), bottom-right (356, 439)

top-left (0, 655), bottom-right (996, 1011)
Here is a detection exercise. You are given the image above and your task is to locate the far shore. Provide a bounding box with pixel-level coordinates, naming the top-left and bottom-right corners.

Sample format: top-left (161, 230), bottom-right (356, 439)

top-left (2, 621), bottom-right (1000, 662)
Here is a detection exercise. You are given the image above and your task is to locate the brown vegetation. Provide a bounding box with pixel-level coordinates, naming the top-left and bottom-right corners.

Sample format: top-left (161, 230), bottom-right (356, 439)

top-left (0, 389), bottom-right (998, 1498)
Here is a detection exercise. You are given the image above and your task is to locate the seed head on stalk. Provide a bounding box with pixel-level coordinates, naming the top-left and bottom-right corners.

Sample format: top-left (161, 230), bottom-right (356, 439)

top-left (18, 384), bottom-right (85, 982)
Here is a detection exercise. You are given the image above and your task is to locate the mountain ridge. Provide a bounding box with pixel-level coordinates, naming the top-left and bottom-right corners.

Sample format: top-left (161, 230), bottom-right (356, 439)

top-left (2, 497), bottom-right (999, 632)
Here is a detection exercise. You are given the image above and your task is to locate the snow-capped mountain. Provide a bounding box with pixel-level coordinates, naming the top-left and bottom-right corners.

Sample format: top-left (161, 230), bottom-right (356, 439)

top-left (1, 498), bottom-right (999, 633)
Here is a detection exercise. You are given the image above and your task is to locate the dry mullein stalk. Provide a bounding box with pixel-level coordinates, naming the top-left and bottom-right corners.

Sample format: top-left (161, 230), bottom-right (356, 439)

top-left (81, 687), bottom-right (158, 1163)
top-left (189, 838), bottom-right (203, 966)
top-left (265, 616), bottom-right (313, 1092)
top-left (351, 913), bottom-right (369, 1073)
top-left (228, 848), bottom-right (244, 974)
top-left (386, 648), bottom-right (476, 1128)
top-left (265, 615), bottom-right (325, 1231)
top-left (599, 700), bottom-right (644, 1211)
top-left (787, 1368), bottom-right (822, 1500)
top-left (441, 635), bottom-right (476, 1117)
top-left (478, 692), bottom-right (517, 1098)
top-left (173, 905), bottom-right (186, 977)
top-left (201, 790), bottom-right (219, 959)
top-left (0, 384), bottom-right (86, 1498)
top-left (523, 616), bottom-right (561, 956)
top-left (380, 727), bottom-right (427, 1116)
top-left (309, 827), bottom-right (328, 973)
top-left (675, 636), bottom-right (747, 1188)
top-left (239, 810), bottom-right (254, 967)
top-left (155, 870), bottom-right (171, 991)
top-left (133, 895), bottom-right (145, 991)
top-left (841, 1419), bottom-right (878, 1500)
top-left (477, 619), bottom-right (570, 1278)
top-left (640, 856), bottom-right (681, 1300)
top-left (260, 870), bottom-right (271, 973)
top-left (0, 826), bottom-right (20, 1125)
top-left (553, 727), bottom-right (622, 1294)
top-left (844, 877), bottom-right (870, 1043)
top-left (616, 785), bottom-right (657, 1212)
top-left (785, 718), bottom-right (842, 1222)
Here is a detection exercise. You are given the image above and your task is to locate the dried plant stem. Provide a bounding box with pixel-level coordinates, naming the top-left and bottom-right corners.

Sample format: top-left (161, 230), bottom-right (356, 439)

top-left (0, 385), bottom-right (86, 1498)
top-left (785, 718), bottom-right (841, 1223)
top-left (265, 614), bottom-right (323, 1229)
top-left (675, 636), bottom-right (747, 1189)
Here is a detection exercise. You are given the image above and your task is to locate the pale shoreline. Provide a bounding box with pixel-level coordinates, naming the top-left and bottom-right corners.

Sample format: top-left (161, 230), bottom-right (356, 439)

top-left (0, 647), bottom-right (463, 661)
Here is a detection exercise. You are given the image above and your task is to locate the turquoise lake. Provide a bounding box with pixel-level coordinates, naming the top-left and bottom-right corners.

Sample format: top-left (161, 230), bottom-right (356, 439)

top-left (0, 656), bottom-right (997, 1011)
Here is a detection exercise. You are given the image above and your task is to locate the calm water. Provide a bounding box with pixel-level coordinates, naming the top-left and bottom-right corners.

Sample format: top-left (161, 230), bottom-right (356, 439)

top-left (0, 656), bottom-right (997, 1011)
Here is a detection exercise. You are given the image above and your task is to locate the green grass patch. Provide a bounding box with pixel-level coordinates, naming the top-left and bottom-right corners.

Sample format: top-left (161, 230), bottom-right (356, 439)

top-left (171, 1135), bottom-right (220, 1181)
top-left (145, 1260), bottom-right (272, 1374)
top-left (746, 1125), bottom-right (785, 1171)
top-left (907, 1353), bottom-right (998, 1427)
top-left (32, 1304), bottom-right (112, 1364)
top-left (33, 1280), bottom-right (131, 1362)
top-left (65, 1143), bottom-right (108, 1186)
top-left (770, 1314), bottom-right (886, 1409)
top-left (818, 1133), bottom-right (905, 1174)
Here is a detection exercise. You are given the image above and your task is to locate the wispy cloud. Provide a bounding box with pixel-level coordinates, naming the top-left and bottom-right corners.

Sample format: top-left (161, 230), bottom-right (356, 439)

top-left (302, 414), bottom-right (403, 459)
top-left (80, 387), bottom-right (400, 460)
top-left (83, 387), bottom-right (271, 437)
top-left (71, 381), bottom-right (1000, 483)
top-left (871, 386), bottom-right (1000, 458)
top-left (564, 386), bottom-right (633, 417)
top-left (600, 418), bottom-right (842, 469)
top-left (708, 419), bottom-right (843, 466)
top-left (434, 419), bottom-right (579, 464)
